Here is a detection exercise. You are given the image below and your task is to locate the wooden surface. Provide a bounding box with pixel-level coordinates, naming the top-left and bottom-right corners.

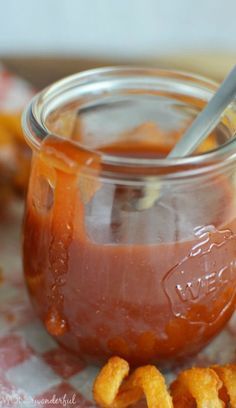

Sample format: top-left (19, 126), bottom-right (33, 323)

top-left (2, 53), bottom-right (235, 88)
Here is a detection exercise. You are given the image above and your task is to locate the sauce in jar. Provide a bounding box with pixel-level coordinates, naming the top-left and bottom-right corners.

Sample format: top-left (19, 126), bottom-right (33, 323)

top-left (23, 134), bottom-right (236, 366)
top-left (22, 68), bottom-right (236, 367)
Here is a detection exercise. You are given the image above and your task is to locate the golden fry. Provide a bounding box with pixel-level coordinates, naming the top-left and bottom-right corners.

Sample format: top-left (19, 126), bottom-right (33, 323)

top-left (93, 357), bottom-right (129, 408)
top-left (123, 365), bottom-right (173, 408)
top-left (212, 365), bottom-right (236, 407)
top-left (94, 357), bottom-right (236, 408)
top-left (0, 112), bottom-right (24, 141)
top-left (93, 356), bottom-right (172, 408)
top-left (0, 111), bottom-right (31, 196)
top-left (0, 123), bottom-right (14, 145)
top-left (171, 367), bottom-right (223, 408)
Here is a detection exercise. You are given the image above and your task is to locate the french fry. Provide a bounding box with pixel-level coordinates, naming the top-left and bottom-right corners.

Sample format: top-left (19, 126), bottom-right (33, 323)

top-left (94, 357), bottom-right (236, 408)
top-left (212, 365), bottom-right (236, 407)
top-left (171, 368), bottom-right (223, 408)
top-left (93, 357), bottom-right (172, 408)
top-left (93, 357), bottom-right (130, 408)
top-left (0, 112), bottom-right (31, 196)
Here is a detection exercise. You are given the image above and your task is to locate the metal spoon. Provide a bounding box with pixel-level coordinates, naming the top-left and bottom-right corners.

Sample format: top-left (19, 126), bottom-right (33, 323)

top-left (136, 65), bottom-right (236, 210)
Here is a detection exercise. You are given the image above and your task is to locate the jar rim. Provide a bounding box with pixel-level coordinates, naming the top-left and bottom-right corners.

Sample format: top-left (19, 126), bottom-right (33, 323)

top-left (22, 66), bottom-right (236, 179)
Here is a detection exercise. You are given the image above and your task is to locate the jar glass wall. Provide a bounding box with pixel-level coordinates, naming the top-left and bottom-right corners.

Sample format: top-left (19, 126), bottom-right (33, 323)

top-left (22, 68), bottom-right (236, 366)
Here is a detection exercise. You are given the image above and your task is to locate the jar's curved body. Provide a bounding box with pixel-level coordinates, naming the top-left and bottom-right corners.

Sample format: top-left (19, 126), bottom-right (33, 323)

top-left (22, 68), bottom-right (236, 366)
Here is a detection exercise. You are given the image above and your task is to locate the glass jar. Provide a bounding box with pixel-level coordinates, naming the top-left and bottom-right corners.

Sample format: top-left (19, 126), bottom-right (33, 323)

top-left (22, 67), bottom-right (236, 367)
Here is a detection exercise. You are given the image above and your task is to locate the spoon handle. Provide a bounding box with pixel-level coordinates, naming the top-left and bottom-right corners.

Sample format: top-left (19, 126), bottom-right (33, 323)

top-left (168, 65), bottom-right (236, 158)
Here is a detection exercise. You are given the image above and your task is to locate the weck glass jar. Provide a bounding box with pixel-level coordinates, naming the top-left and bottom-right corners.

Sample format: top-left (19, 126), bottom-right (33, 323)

top-left (22, 67), bottom-right (236, 367)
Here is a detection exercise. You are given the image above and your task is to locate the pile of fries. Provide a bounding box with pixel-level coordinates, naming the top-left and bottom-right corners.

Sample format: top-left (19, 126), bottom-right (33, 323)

top-left (93, 357), bottom-right (236, 407)
top-left (0, 112), bottom-right (31, 202)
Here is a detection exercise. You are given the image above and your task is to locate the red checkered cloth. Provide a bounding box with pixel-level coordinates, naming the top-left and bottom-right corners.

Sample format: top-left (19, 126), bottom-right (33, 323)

top-left (0, 204), bottom-right (236, 408)
top-left (0, 67), bottom-right (235, 408)
top-left (0, 204), bottom-right (100, 408)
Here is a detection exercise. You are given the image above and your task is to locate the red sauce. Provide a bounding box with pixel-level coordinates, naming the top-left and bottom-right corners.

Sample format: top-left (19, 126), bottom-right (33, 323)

top-left (23, 136), bottom-right (236, 367)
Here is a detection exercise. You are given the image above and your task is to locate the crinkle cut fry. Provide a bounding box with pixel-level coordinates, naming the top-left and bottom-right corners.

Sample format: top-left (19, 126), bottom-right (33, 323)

top-left (170, 367), bottom-right (224, 408)
top-left (93, 356), bottom-right (173, 408)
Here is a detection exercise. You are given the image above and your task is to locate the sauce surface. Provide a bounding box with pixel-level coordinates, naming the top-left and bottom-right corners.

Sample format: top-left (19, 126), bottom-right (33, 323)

top-left (23, 134), bottom-right (236, 366)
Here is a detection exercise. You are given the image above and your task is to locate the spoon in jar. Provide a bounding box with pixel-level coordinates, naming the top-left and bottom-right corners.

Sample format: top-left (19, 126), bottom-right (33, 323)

top-left (136, 65), bottom-right (236, 211)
